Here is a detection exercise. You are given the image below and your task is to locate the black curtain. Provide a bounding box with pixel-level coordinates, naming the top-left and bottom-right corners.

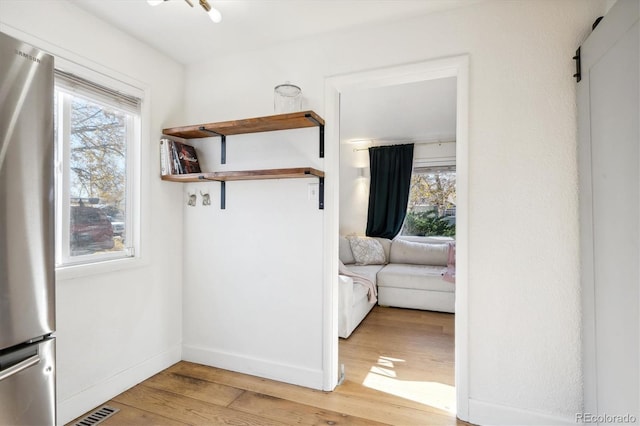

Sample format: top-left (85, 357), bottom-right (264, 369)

top-left (365, 144), bottom-right (414, 239)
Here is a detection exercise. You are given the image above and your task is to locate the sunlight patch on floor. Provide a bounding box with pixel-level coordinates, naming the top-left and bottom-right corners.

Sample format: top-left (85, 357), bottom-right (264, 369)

top-left (362, 356), bottom-right (456, 413)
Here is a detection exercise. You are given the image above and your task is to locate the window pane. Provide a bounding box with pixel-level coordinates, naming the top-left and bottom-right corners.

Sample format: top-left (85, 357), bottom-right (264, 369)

top-left (54, 84), bottom-right (136, 266)
top-left (402, 169), bottom-right (456, 237)
top-left (68, 96), bottom-right (128, 257)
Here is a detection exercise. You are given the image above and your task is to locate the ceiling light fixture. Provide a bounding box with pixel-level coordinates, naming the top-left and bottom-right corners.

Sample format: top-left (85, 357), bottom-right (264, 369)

top-left (199, 0), bottom-right (222, 23)
top-left (147, 0), bottom-right (222, 23)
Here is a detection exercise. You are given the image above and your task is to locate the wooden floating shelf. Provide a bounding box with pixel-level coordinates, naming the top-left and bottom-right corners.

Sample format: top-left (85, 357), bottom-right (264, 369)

top-left (163, 111), bottom-right (325, 140)
top-left (161, 167), bottom-right (324, 183)
top-left (160, 111), bottom-right (325, 209)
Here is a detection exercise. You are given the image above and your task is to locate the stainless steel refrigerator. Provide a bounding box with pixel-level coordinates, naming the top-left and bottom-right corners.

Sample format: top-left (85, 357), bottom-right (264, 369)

top-left (0, 31), bottom-right (56, 425)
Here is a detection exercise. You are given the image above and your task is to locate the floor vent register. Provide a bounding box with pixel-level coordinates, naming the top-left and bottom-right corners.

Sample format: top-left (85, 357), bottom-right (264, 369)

top-left (72, 405), bottom-right (120, 426)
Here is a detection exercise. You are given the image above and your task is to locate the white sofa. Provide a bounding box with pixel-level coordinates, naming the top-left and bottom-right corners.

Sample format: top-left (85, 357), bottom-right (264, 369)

top-left (338, 237), bottom-right (390, 338)
top-left (338, 235), bottom-right (454, 338)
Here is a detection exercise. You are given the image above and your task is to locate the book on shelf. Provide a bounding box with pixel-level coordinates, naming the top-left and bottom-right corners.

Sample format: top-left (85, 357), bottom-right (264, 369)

top-left (173, 140), bottom-right (201, 174)
top-left (160, 138), bottom-right (170, 175)
top-left (160, 138), bottom-right (201, 175)
top-left (170, 139), bottom-right (182, 174)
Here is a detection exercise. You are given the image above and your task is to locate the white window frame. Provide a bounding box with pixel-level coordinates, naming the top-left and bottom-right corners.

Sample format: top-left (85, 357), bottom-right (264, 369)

top-left (54, 67), bottom-right (143, 271)
top-left (401, 157), bottom-right (457, 237)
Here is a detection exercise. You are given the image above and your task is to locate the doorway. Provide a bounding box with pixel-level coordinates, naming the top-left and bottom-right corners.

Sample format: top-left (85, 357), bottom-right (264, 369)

top-left (323, 55), bottom-right (470, 420)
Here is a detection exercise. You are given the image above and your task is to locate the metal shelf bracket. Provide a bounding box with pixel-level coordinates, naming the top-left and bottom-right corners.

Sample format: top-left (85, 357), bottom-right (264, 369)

top-left (304, 113), bottom-right (324, 158)
top-left (199, 127), bottom-right (226, 164)
top-left (220, 181), bottom-right (226, 209)
top-left (303, 170), bottom-right (324, 210)
top-left (221, 135), bottom-right (226, 164)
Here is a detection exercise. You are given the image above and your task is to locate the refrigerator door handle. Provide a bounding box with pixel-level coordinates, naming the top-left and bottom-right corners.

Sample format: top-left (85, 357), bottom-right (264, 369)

top-left (0, 355), bottom-right (40, 382)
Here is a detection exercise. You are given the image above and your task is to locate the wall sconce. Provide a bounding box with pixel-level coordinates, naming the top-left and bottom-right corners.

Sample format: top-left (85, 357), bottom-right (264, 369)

top-left (357, 167), bottom-right (370, 179)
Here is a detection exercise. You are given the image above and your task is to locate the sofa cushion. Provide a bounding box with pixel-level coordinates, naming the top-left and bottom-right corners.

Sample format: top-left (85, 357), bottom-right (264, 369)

top-left (339, 236), bottom-right (392, 265)
top-left (377, 264), bottom-right (454, 292)
top-left (396, 236), bottom-right (455, 244)
top-left (389, 238), bottom-right (449, 266)
top-left (346, 264), bottom-right (385, 284)
top-left (347, 236), bottom-right (386, 265)
top-left (339, 236), bottom-right (356, 264)
top-left (373, 237), bottom-right (392, 262)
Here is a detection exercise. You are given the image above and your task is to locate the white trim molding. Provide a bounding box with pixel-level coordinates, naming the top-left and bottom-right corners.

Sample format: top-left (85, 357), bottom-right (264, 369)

top-left (468, 398), bottom-right (580, 426)
top-left (323, 55), bottom-right (470, 419)
top-left (57, 345), bottom-right (181, 425)
top-left (182, 344), bottom-right (324, 390)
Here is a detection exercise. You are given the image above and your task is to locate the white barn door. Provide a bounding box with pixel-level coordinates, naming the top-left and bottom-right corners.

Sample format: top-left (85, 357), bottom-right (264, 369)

top-left (578, 0), bottom-right (639, 421)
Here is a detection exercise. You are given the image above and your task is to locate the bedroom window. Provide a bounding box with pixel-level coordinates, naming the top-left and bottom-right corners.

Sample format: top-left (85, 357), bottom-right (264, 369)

top-left (401, 166), bottom-right (456, 237)
top-left (54, 70), bottom-right (141, 267)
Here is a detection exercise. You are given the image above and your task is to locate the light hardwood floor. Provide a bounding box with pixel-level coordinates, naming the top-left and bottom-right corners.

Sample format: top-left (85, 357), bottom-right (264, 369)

top-left (69, 306), bottom-right (469, 425)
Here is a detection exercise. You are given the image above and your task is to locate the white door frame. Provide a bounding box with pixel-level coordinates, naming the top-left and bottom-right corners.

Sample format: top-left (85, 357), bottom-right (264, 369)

top-left (322, 55), bottom-right (470, 420)
top-left (577, 0), bottom-right (639, 416)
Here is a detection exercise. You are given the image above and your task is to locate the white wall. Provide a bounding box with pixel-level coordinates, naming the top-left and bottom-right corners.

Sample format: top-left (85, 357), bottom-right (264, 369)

top-left (180, 129), bottom-right (325, 388)
top-left (182, 0), bottom-right (610, 423)
top-left (0, 1), bottom-right (185, 423)
top-left (339, 142), bottom-right (371, 236)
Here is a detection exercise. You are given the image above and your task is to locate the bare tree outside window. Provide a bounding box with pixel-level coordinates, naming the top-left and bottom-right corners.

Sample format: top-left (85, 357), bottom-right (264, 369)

top-left (67, 98), bottom-right (127, 255)
top-left (402, 168), bottom-right (456, 237)
top-left (69, 99), bottom-right (126, 214)
top-left (55, 80), bottom-right (138, 265)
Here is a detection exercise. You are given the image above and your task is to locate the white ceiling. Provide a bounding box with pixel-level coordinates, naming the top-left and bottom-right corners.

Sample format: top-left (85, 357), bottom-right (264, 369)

top-left (71, 0), bottom-right (462, 143)
top-left (340, 77), bottom-right (457, 144)
top-left (71, 0), bottom-right (477, 65)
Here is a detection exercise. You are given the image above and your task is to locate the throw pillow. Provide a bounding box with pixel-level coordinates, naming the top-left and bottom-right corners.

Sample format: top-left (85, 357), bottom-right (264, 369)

top-left (339, 236), bottom-right (356, 264)
top-left (389, 238), bottom-right (449, 266)
top-left (347, 236), bottom-right (386, 265)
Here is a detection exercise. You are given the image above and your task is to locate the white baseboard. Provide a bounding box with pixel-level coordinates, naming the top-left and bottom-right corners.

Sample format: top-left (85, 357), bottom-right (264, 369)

top-left (57, 345), bottom-right (182, 425)
top-left (182, 344), bottom-right (324, 390)
top-left (468, 398), bottom-right (578, 426)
